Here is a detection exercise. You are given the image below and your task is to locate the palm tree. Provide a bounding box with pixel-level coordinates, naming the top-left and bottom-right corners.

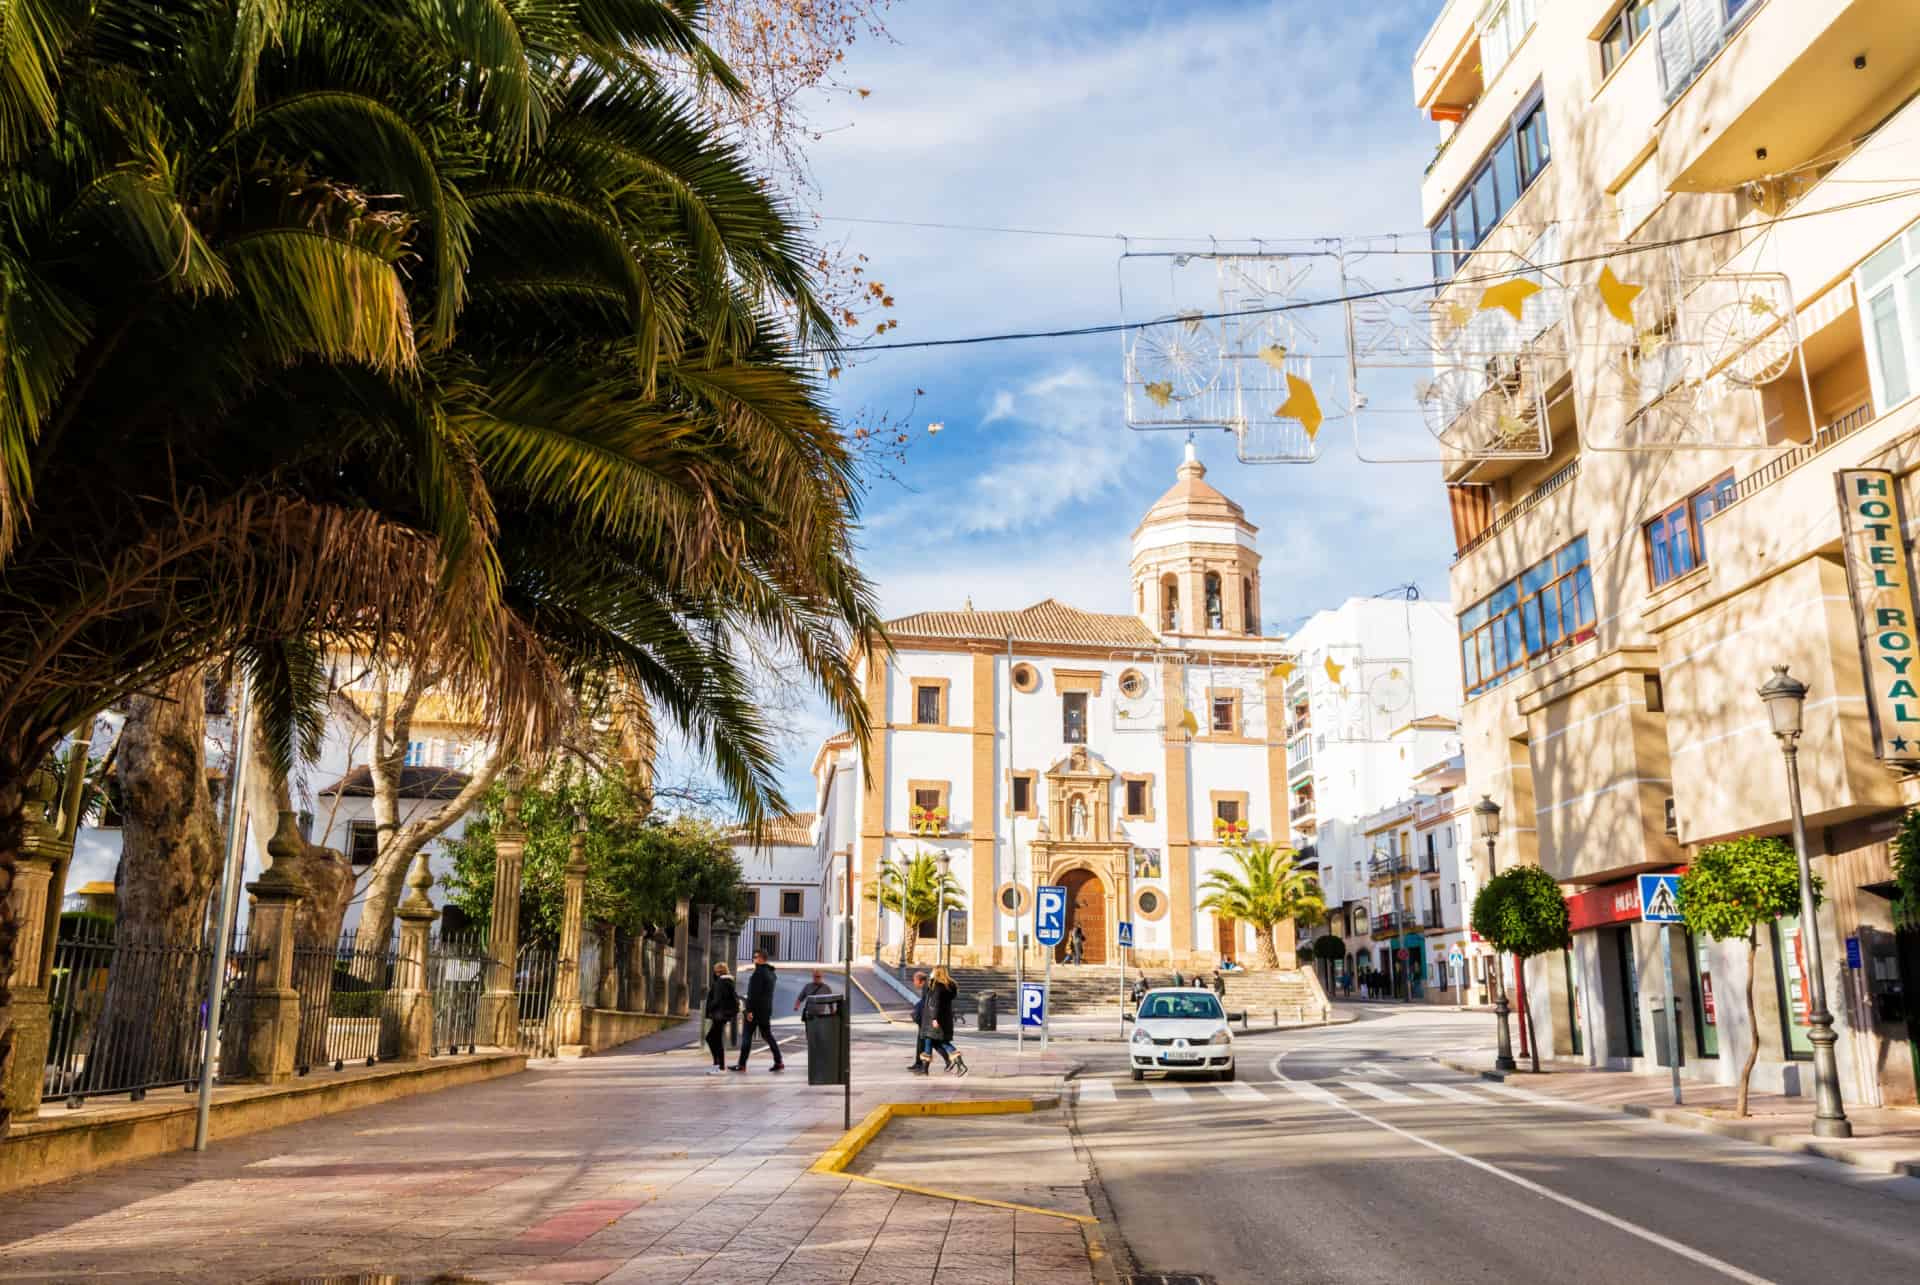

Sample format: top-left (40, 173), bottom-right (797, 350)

top-left (1199, 842), bottom-right (1326, 970)
top-left (865, 851), bottom-right (966, 970)
top-left (0, 0), bottom-right (880, 1128)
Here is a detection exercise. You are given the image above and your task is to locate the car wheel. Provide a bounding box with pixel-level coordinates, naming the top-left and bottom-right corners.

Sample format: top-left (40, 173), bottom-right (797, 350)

top-left (1219, 1065), bottom-right (1235, 1082)
top-left (1131, 1068), bottom-right (1144, 1081)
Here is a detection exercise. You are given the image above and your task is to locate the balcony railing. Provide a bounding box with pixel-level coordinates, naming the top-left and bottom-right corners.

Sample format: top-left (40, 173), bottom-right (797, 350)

top-left (1290, 798), bottom-right (1317, 823)
top-left (1714, 402), bottom-right (1876, 517)
top-left (1454, 457), bottom-right (1580, 562)
top-left (1657, 0), bottom-right (1760, 106)
top-left (1367, 855), bottom-right (1411, 880)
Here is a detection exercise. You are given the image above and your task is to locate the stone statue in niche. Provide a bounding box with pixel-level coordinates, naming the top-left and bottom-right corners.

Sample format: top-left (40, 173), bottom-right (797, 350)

top-left (1070, 797), bottom-right (1088, 838)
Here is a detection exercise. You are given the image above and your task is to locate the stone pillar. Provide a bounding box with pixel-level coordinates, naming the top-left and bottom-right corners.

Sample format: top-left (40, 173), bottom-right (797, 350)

top-left (4, 771), bottom-right (66, 1120)
top-left (389, 852), bottom-right (437, 1061)
top-left (230, 811), bottom-right (307, 1083)
top-left (552, 815), bottom-right (589, 1054)
top-left (643, 930), bottom-right (663, 1013)
top-left (478, 766), bottom-right (527, 1049)
top-left (668, 897), bottom-right (691, 1016)
top-left (691, 905), bottom-right (714, 1013)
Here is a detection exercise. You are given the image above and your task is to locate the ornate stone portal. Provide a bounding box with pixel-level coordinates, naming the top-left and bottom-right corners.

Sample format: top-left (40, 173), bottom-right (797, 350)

top-left (1028, 747), bottom-right (1130, 965)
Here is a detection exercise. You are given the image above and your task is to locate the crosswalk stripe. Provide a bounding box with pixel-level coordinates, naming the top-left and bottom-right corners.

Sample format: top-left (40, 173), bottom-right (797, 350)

top-left (1280, 1079), bottom-right (1342, 1106)
top-left (1215, 1082), bottom-right (1264, 1102)
top-left (1077, 1079), bottom-right (1116, 1102)
top-left (1146, 1083), bottom-right (1191, 1102)
top-left (1479, 1082), bottom-right (1555, 1105)
top-left (1412, 1081), bottom-right (1484, 1103)
top-left (1344, 1080), bottom-right (1416, 1104)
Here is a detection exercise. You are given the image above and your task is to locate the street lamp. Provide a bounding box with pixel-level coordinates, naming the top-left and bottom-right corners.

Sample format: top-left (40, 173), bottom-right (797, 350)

top-left (1759, 664), bottom-right (1852, 1138)
top-left (935, 852), bottom-right (952, 969)
top-left (1473, 795), bottom-right (1517, 1073)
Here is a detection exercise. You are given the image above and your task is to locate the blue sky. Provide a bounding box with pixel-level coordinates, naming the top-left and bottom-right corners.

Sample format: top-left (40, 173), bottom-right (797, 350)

top-left (701, 1), bottom-right (1465, 810)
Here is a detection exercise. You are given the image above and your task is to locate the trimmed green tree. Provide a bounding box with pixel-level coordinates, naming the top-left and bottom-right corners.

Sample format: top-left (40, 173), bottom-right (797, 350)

top-left (865, 850), bottom-right (966, 969)
top-left (1681, 835), bottom-right (1813, 1117)
top-left (1470, 865), bottom-right (1571, 1073)
top-left (1198, 841), bottom-right (1325, 970)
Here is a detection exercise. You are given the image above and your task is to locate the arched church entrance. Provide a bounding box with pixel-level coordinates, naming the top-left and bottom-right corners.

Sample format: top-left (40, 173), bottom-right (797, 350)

top-left (1058, 868), bottom-right (1107, 964)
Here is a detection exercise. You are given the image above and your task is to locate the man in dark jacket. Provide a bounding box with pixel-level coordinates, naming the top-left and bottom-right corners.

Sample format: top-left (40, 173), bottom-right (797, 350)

top-left (733, 951), bottom-right (785, 1072)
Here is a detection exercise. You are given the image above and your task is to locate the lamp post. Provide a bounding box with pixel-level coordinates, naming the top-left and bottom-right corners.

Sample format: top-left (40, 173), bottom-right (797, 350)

top-left (1758, 664), bottom-right (1852, 1138)
top-left (935, 851), bottom-right (952, 970)
top-left (1473, 795), bottom-right (1517, 1073)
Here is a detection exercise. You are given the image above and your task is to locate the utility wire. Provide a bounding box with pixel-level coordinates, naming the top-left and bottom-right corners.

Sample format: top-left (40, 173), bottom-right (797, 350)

top-left (814, 186), bottom-right (1920, 356)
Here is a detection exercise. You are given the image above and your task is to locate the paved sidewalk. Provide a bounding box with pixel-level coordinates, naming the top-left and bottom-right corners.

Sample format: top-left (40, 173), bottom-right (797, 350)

top-left (1437, 1045), bottom-right (1920, 1177)
top-left (0, 1023), bottom-right (1089, 1284)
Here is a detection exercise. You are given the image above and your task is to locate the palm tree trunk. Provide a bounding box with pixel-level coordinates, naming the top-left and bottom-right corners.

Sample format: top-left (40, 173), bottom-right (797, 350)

top-left (1737, 934), bottom-right (1760, 1117)
top-left (1257, 923), bottom-right (1281, 970)
top-left (0, 765), bottom-right (26, 1134)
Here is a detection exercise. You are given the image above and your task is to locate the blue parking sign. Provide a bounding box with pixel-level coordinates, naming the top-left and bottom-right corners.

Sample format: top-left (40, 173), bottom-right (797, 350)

top-left (1117, 921), bottom-right (1134, 949)
top-left (1020, 983), bottom-right (1046, 1028)
top-left (1036, 885), bottom-right (1067, 946)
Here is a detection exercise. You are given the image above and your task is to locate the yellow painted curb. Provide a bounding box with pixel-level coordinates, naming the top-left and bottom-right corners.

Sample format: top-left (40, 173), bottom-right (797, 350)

top-left (846, 972), bottom-right (902, 1025)
top-left (807, 1096), bottom-right (1090, 1223)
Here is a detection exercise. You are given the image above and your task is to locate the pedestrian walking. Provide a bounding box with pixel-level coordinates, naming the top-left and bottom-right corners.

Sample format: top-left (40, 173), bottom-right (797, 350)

top-left (908, 970), bottom-right (930, 1071)
top-left (732, 950), bottom-right (785, 1073)
top-left (794, 969), bottom-right (832, 1018)
top-left (922, 965), bottom-right (967, 1075)
top-left (702, 962), bottom-right (738, 1074)
top-left (1069, 923), bottom-right (1086, 965)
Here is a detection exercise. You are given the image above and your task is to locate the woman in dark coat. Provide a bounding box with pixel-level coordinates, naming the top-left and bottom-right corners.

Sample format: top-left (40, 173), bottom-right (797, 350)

top-left (922, 966), bottom-right (967, 1076)
top-left (703, 962), bottom-right (738, 1073)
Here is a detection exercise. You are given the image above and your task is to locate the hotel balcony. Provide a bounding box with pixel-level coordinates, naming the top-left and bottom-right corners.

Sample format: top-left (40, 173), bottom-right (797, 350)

top-left (1367, 855), bottom-right (1411, 883)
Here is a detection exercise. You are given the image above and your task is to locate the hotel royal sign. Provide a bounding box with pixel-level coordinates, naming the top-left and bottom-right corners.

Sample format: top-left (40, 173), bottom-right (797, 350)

top-left (1837, 469), bottom-right (1920, 762)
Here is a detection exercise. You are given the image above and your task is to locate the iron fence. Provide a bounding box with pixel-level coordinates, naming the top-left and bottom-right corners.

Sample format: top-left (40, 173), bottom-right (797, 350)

top-left (578, 932), bottom-right (602, 1007)
top-left (291, 933), bottom-right (401, 1073)
top-left (428, 931), bottom-right (490, 1055)
top-left (515, 943), bottom-right (558, 1057)
top-left (613, 930), bottom-right (638, 1012)
top-left (43, 918), bottom-right (247, 1107)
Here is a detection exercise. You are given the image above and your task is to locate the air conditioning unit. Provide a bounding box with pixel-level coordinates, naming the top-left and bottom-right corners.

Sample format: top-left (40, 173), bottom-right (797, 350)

top-left (1664, 796), bottom-right (1678, 837)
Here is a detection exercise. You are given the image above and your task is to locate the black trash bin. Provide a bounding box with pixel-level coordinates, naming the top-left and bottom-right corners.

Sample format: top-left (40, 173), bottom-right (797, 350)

top-left (976, 991), bottom-right (997, 1032)
top-left (805, 993), bottom-right (848, 1085)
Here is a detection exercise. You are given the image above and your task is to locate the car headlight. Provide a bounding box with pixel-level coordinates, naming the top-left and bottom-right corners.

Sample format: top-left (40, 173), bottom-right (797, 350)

top-left (1208, 1029), bottom-right (1233, 1045)
top-left (1131, 1028), bottom-right (1152, 1044)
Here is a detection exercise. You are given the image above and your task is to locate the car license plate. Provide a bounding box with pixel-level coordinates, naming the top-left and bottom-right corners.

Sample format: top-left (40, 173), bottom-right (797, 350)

top-left (1164, 1051), bottom-right (1198, 1062)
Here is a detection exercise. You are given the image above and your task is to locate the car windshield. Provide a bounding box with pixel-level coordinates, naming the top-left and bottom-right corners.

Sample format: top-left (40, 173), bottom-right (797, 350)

top-left (1139, 993), bottom-right (1223, 1021)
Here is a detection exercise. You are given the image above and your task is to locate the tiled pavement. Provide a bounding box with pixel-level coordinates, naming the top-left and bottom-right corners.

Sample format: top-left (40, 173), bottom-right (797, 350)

top-left (0, 1022), bottom-right (1090, 1284)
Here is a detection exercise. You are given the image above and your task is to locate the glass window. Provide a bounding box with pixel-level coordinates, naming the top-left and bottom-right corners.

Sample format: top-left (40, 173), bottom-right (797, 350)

top-left (1211, 695), bottom-right (1235, 733)
top-left (1215, 798), bottom-right (1241, 825)
top-left (1494, 137), bottom-right (1520, 214)
top-left (1471, 164), bottom-right (1501, 242)
top-left (1458, 534), bottom-right (1596, 695)
top-left (1427, 86), bottom-right (1549, 282)
top-left (1599, 0), bottom-right (1653, 76)
top-left (1126, 779), bottom-right (1148, 817)
top-left (1432, 221), bottom-right (1455, 283)
top-left (915, 684), bottom-right (941, 724)
top-left (1062, 691), bottom-right (1087, 743)
top-left (1688, 931), bottom-right (1718, 1057)
top-left (1644, 472), bottom-right (1734, 587)
top-left (1771, 916), bottom-right (1815, 1059)
top-left (1011, 775), bottom-right (1032, 814)
top-left (1517, 103), bottom-right (1550, 187)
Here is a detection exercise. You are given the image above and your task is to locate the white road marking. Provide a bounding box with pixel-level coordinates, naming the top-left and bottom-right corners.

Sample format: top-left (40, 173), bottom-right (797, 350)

top-left (1077, 1079), bottom-right (1116, 1102)
top-left (1280, 1079), bottom-right (1342, 1106)
top-left (1146, 1083), bottom-right (1191, 1102)
top-left (1344, 1080), bottom-right (1416, 1104)
top-left (1412, 1081), bottom-right (1486, 1103)
top-left (1215, 1082), bottom-right (1264, 1102)
top-left (1270, 1042), bottom-right (1775, 1284)
top-left (1349, 1061), bottom-right (1401, 1077)
top-left (1479, 1082), bottom-right (1559, 1105)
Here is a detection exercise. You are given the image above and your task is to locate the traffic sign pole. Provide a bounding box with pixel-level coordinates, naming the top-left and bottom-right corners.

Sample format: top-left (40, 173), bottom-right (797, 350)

top-left (1042, 951), bottom-right (1052, 1053)
top-left (1661, 923), bottom-right (1682, 1105)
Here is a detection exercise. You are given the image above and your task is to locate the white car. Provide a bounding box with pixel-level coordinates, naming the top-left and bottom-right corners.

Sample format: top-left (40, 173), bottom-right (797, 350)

top-left (1128, 987), bottom-right (1235, 1081)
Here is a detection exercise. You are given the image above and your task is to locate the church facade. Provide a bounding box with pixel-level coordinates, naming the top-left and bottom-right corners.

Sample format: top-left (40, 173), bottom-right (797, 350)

top-left (840, 445), bottom-right (1301, 970)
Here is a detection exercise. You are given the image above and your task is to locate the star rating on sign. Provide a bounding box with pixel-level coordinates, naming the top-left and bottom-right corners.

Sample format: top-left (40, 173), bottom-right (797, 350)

top-left (1893, 736), bottom-right (1911, 754)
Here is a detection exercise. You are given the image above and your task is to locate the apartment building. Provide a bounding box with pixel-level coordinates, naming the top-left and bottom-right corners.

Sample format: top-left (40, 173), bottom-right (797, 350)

top-left (1416, 0), bottom-right (1919, 1103)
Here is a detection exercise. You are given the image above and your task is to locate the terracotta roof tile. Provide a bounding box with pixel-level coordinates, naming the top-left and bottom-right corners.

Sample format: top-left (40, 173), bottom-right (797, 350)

top-left (731, 812), bottom-right (816, 847)
top-left (884, 598), bottom-right (1158, 648)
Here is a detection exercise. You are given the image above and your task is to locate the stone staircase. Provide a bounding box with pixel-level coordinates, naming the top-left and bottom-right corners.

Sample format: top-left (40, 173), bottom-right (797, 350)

top-left (928, 963), bottom-right (1328, 1018)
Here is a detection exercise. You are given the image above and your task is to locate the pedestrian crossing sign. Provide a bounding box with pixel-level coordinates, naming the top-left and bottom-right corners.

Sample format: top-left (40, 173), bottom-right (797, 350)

top-left (1117, 921), bottom-right (1134, 949)
top-left (1638, 873), bottom-right (1683, 924)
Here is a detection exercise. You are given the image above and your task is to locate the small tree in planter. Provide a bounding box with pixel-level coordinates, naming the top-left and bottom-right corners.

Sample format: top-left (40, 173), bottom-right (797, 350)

top-left (1313, 934), bottom-right (1346, 989)
top-left (1471, 865), bottom-right (1571, 1073)
top-left (1681, 835), bottom-right (1812, 1117)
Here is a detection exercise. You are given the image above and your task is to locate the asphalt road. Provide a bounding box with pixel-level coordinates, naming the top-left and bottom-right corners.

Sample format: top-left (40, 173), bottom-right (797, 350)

top-left (1070, 1006), bottom-right (1920, 1284)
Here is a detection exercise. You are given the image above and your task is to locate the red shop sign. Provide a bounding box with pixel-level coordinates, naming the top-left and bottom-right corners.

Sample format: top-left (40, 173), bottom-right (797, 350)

top-left (1566, 868), bottom-right (1685, 933)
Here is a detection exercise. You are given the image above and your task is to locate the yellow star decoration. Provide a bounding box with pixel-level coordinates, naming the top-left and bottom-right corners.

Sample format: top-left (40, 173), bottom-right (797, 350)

top-left (1269, 659), bottom-right (1296, 681)
top-left (1257, 344), bottom-right (1290, 371)
top-left (1143, 380), bottom-right (1174, 408)
top-left (1179, 707), bottom-right (1199, 735)
top-left (1441, 299), bottom-right (1473, 331)
top-left (1636, 329), bottom-right (1667, 360)
top-left (1747, 293), bottom-right (1776, 317)
top-left (1495, 410), bottom-right (1531, 443)
top-left (1597, 265), bottom-right (1643, 327)
top-left (1479, 277), bottom-right (1541, 321)
top-left (1388, 666), bottom-right (1403, 680)
top-left (1324, 656), bottom-right (1344, 685)
top-left (1275, 373), bottom-right (1323, 439)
